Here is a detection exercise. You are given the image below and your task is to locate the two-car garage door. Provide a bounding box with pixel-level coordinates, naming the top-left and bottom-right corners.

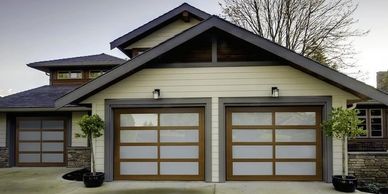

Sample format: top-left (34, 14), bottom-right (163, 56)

top-left (114, 106), bottom-right (322, 181)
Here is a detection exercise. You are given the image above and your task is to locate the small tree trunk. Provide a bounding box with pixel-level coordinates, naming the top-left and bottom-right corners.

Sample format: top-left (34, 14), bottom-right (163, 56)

top-left (90, 136), bottom-right (96, 176)
top-left (342, 136), bottom-right (346, 179)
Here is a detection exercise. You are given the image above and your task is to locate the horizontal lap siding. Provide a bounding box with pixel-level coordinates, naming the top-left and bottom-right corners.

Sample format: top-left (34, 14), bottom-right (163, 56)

top-left (126, 18), bottom-right (200, 49)
top-left (83, 66), bottom-right (358, 179)
top-left (0, 113), bottom-right (5, 147)
top-left (71, 112), bottom-right (88, 147)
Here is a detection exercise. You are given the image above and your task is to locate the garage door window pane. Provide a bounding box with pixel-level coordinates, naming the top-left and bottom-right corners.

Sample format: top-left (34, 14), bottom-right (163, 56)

top-left (160, 113), bottom-right (199, 126)
top-left (120, 162), bottom-right (157, 175)
top-left (233, 146), bottom-right (272, 159)
top-left (276, 162), bottom-right (316, 175)
top-left (19, 142), bottom-right (40, 152)
top-left (19, 120), bottom-right (40, 129)
top-left (120, 114), bottom-right (157, 127)
top-left (232, 112), bottom-right (272, 126)
top-left (276, 146), bottom-right (316, 159)
top-left (19, 131), bottom-right (40, 141)
top-left (42, 153), bottom-right (63, 163)
top-left (276, 129), bottom-right (316, 142)
top-left (42, 143), bottom-right (63, 152)
top-left (42, 132), bottom-right (63, 141)
top-left (120, 146), bottom-right (158, 159)
top-left (160, 146), bottom-right (198, 159)
top-left (275, 112), bottom-right (316, 125)
top-left (160, 130), bottom-right (198, 142)
top-left (19, 153), bottom-right (40, 163)
top-left (120, 130), bottom-right (157, 143)
top-left (42, 120), bottom-right (64, 129)
top-left (232, 129), bottom-right (272, 142)
top-left (160, 162), bottom-right (198, 175)
top-left (233, 162), bottom-right (272, 175)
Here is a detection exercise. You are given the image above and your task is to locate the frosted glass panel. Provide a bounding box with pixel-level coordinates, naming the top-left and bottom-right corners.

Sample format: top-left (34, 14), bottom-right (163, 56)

top-left (19, 153), bottom-right (40, 163)
top-left (232, 129), bottom-right (272, 142)
top-left (120, 114), bottom-right (158, 127)
top-left (120, 162), bottom-right (158, 175)
top-left (275, 112), bottom-right (316, 125)
top-left (42, 153), bottom-right (63, 163)
top-left (232, 112), bottom-right (272, 125)
top-left (42, 143), bottom-right (63, 152)
top-left (42, 131), bottom-right (63, 141)
top-left (276, 146), bottom-right (316, 159)
top-left (19, 143), bottom-right (40, 152)
top-left (160, 146), bottom-right (198, 159)
top-left (42, 120), bottom-right (64, 129)
top-left (233, 146), bottom-right (272, 159)
top-left (233, 162), bottom-right (272, 175)
top-left (160, 162), bottom-right (198, 175)
top-left (120, 146), bottom-right (158, 159)
top-left (120, 130), bottom-right (157, 143)
top-left (19, 131), bottom-right (40, 141)
top-left (160, 130), bottom-right (198, 142)
top-left (19, 120), bottom-right (40, 129)
top-left (160, 113), bottom-right (199, 126)
top-left (276, 162), bottom-right (316, 175)
top-left (276, 129), bottom-right (316, 142)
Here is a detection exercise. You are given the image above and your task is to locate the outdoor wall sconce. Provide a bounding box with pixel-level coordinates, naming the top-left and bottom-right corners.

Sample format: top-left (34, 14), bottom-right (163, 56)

top-left (271, 87), bottom-right (279, 98)
top-left (153, 89), bottom-right (160, 99)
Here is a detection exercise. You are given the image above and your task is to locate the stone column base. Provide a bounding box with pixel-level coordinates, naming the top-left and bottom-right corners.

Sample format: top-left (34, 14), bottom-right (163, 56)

top-left (67, 147), bottom-right (91, 168)
top-left (0, 147), bottom-right (9, 168)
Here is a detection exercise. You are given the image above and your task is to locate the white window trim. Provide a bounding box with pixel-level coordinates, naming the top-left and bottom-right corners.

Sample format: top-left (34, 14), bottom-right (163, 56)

top-left (369, 109), bottom-right (383, 138)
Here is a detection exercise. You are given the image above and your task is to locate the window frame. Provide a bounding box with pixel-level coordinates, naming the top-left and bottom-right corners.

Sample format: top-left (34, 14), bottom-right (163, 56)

top-left (356, 108), bottom-right (384, 138)
top-left (88, 70), bottom-right (106, 79)
top-left (369, 109), bottom-right (383, 138)
top-left (57, 70), bottom-right (83, 80)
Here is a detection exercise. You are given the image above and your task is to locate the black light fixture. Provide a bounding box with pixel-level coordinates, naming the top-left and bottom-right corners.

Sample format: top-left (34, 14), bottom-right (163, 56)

top-left (153, 89), bottom-right (160, 99)
top-left (271, 87), bottom-right (279, 98)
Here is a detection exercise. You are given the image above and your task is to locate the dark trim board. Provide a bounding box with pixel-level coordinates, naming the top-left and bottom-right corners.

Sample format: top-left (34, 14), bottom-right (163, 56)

top-left (218, 96), bottom-right (332, 183)
top-left (56, 16), bottom-right (388, 108)
top-left (104, 98), bottom-right (212, 182)
top-left (110, 3), bottom-right (211, 50)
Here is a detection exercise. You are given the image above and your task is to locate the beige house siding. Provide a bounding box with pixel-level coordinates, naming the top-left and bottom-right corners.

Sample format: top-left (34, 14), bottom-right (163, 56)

top-left (0, 113), bottom-right (6, 147)
top-left (125, 18), bottom-right (200, 49)
top-left (83, 65), bottom-right (358, 179)
top-left (71, 112), bottom-right (89, 147)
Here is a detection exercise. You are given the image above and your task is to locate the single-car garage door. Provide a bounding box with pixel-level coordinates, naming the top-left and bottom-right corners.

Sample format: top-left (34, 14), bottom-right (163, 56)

top-left (114, 107), bottom-right (204, 180)
top-left (16, 118), bottom-right (66, 166)
top-left (226, 106), bottom-right (322, 180)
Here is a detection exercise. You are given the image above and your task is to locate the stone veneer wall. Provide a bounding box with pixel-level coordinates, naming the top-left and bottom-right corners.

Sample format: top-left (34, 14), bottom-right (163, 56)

top-left (67, 147), bottom-right (91, 168)
top-left (348, 152), bottom-right (388, 187)
top-left (0, 147), bottom-right (8, 167)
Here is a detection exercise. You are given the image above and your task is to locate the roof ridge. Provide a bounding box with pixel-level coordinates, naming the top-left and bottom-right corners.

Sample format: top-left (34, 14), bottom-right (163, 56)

top-left (27, 53), bottom-right (125, 66)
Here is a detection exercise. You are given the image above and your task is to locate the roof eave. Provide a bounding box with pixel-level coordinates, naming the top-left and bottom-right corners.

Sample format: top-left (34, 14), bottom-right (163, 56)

top-left (110, 3), bottom-right (211, 49)
top-left (56, 16), bottom-right (388, 107)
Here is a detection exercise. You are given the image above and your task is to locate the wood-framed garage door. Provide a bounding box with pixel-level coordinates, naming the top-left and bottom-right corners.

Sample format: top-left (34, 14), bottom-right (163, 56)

top-left (226, 106), bottom-right (322, 181)
top-left (114, 107), bottom-right (205, 180)
top-left (16, 117), bottom-right (67, 167)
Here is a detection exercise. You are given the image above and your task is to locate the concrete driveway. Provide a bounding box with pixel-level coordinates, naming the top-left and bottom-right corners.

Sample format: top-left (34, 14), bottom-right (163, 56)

top-left (0, 168), bottom-right (366, 194)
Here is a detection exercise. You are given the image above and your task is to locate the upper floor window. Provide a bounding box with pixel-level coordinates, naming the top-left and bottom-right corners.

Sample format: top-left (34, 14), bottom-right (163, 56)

top-left (357, 109), bottom-right (383, 138)
top-left (89, 70), bottom-right (106, 79)
top-left (57, 70), bottom-right (82, 79)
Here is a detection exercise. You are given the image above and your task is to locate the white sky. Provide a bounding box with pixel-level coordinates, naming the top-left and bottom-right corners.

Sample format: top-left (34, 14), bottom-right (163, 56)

top-left (0, 0), bottom-right (387, 97)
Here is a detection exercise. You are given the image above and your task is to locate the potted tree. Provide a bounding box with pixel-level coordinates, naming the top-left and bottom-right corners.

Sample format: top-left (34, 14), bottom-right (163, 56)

top-left (76, 114), bottom-right (105, 187)
top-left (322, 107), bottom-right (365, 192)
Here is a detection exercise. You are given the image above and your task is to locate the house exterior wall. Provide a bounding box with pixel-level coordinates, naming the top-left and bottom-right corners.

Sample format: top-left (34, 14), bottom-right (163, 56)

top-left (83, 65), bottom-right (359, 181)
top-left (125, 18), bottom-right (200, 49)
top-left (71, 111), bottom-right (88, 147)
top-left (0, 113), bottom-right (6, 147)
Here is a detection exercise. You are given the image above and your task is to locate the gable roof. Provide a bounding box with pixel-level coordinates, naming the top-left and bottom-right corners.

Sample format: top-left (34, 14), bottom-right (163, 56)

top-left (109, 3), bottom-right (211, 51)
top-left (0, 85), bottom-right (77, 109)
top-left (27, 53), bottom-right (126, 72)
top-left (56, 16), bottom-right (388, 107)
